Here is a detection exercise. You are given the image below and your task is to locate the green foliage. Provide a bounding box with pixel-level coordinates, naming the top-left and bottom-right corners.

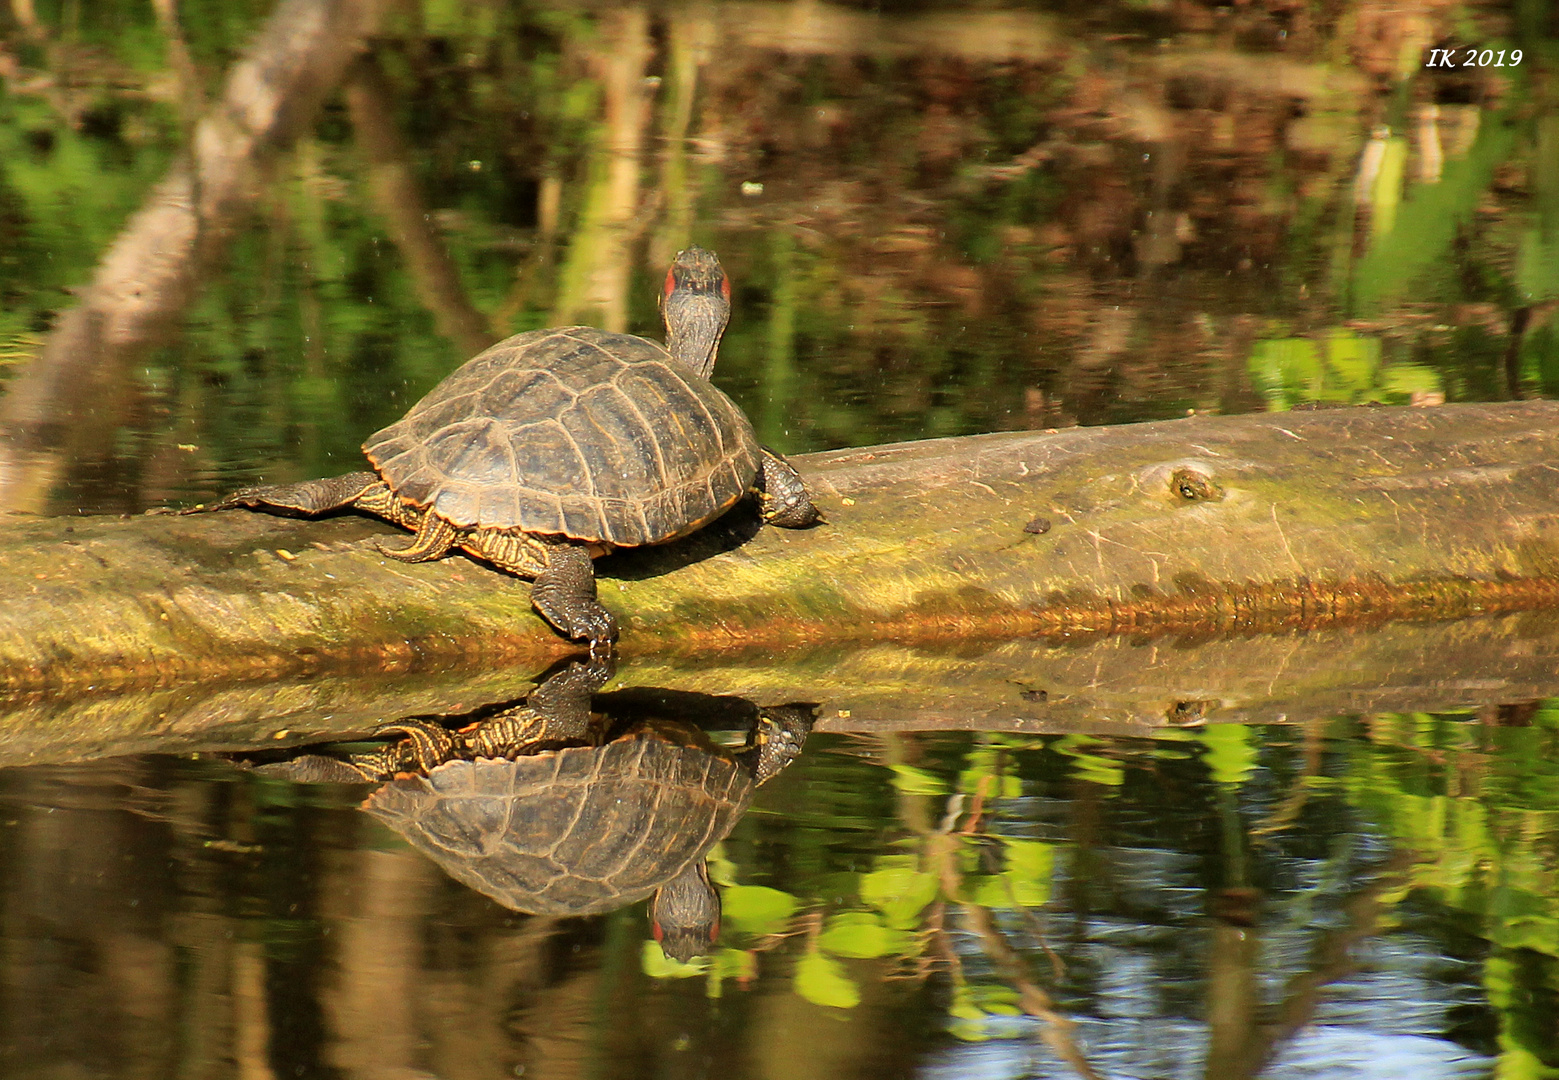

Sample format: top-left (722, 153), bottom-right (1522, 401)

top-left (793, 948), bottom-right (861, 1009)
top-left (641, 939), bottom-right (706, 978)
top-left (1199, 724), bottom-right (1259, 786)
top-left (1050, 733), bottom-right (1125, 787)
top-left (947, 984), bottom-right (1025, 1042)
top-left (889, 762), bottom-right (948, 796)
top-left (1350, 111), bottom-right (1518, 315)
top-left (1248, 328), bottom-right (1442, 409)
top-left (817, 911), bottom-right (916, 959)
top-left (859, 859), bottom-right (941, 929)
top-left (721, 884), bottom-right (799, 936)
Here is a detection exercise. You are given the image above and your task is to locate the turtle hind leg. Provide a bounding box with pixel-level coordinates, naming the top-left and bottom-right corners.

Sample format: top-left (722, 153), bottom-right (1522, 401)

top-left (756, 448), bottom-right (823, 528)
top-left (530, 541), bottom-right (618, 646)
top-left (377, 508), bottom-right (459, 563)
top-left (350, 719), bottom-right (459, 778)
top-left (186, 471), bottom-right (381, 515)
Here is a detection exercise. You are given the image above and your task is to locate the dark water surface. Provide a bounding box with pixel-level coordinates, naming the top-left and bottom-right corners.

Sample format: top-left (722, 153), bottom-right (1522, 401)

top-left (3, 711), bottom-right (1556, 1079)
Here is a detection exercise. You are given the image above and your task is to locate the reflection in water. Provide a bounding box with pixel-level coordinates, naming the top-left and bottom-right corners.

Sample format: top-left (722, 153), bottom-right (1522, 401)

top-left (253, 657), bottom-right (814, 962)
top-left (2, 702), bottom-right (1555, 1078)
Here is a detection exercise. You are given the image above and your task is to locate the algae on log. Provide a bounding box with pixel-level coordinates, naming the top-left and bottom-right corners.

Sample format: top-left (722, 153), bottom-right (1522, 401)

top-left (3, 401), bottom-right (1559, 694)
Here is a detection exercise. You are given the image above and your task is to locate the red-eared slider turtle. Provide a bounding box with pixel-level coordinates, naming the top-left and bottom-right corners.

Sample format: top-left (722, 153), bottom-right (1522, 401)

top-left (256, 659), bottom-right (812, 961)
top-left (196, 247), bottom-right (819, 645)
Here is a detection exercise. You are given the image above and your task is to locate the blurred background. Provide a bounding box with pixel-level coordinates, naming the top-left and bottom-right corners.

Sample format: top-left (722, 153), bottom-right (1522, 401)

top-left (1, 0), bottom-right (1556, 513)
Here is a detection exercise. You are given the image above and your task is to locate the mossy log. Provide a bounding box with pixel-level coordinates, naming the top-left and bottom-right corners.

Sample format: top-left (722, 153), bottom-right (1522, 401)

top-left (3, 612), bottom-right (1556, 767)
top-left (3, 401), bottom-right (1559, 759)
top-left (5, 401), bottom-right (1559, 692)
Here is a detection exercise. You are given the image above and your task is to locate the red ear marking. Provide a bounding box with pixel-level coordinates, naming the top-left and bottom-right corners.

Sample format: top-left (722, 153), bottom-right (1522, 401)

top-left (663, 267), bottom-right (677, 300)
top-left (652, 922), bottom-right (665, 942)
top-left (720, 276), bottom-right (731, 301)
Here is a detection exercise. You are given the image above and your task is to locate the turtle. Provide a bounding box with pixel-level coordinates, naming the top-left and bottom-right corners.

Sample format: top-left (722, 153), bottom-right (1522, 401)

top-left (253, 658), bottom-right (812, 961)
top-left (194, 246), bottom-right (819, 645)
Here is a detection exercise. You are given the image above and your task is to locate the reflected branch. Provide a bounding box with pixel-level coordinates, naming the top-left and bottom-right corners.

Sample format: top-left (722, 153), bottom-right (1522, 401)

top-left (343, 54), bottom-right (495, 359)
top-left (1206, 850), bottom-right (1417, 1079)
top-left (552, 7), bottom-right (653, 331)
top-left (964, 905), bottom-right (1102, 1080)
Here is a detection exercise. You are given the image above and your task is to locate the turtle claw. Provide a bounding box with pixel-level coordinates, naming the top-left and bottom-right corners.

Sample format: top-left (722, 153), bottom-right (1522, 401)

top-left (568, 606), bottom-right (619, 648)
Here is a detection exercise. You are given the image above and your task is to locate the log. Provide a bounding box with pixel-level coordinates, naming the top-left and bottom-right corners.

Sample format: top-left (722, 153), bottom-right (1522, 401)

top-left (2, 613), bottom-right (1556, 767)
top-left (2, 401), bottom-right (1558, 699)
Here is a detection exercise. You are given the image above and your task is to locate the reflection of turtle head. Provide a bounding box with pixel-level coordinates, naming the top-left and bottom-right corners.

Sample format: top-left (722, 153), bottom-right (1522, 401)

top-left (362, 704), bottom-right (811, 960)
top-left (649, 858), bottom-right (720, 963)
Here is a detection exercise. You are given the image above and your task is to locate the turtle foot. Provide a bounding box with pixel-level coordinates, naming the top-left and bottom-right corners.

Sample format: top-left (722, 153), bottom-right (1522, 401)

top-left (531, 543), bottom-right (619, 646)
top-left (548, 603), bottom-right (618, 648)
top-left (757, 448), bottom-right (823, 529)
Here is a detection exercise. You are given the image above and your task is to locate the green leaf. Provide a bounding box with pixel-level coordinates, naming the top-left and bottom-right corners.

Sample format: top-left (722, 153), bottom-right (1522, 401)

top-left (949, 986), bottom-right (984, 1019)
top-left (722, 885), bottom-right (799, 935)
top-left (859, 866), bottom-right (940, 928)
top-left (948, 1016), bottom-right (991, 1042)
top-left (1200, 725), bottom-right (1258, 786)
top-left (1003, 838), bottom-right (1055, 906)
top-left (969, 984), bottom-right (1023, 1013)
top-left (706, 842), bottom-right (739, 888)
top-left (817, 911), bottom-right (917, 958)
top-left (710, 947), bottom-right (757, 981)
top-left (642, 940), bottom-right (706, 978)
top-left (704, 947), bottom-right (757, 998)
top-left (793, 950), bottom-right (860, 1009)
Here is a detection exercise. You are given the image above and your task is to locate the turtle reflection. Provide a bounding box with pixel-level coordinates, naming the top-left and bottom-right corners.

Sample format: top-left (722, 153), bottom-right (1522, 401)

top-left (258, 658), bottom-right (812, 962)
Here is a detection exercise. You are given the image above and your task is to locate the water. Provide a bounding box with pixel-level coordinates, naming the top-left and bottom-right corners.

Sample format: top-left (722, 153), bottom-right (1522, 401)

top-left (3, 709), bottom-right (1554, 1078)
top-left (3, 0), bottom-right (1559, 1076)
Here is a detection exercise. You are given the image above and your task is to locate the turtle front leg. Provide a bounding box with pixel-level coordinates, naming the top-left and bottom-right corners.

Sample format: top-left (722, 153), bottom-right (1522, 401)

top-left (756, 448), bottom-right (823, 528)
top-left (742, 704), bottom-right (816, 785)
top-left (530, 541), bottom-right (619, 646)
top-left (464, 654), bottom-right (614, 754)
top-left (186, 471), bottom-right (382, 515)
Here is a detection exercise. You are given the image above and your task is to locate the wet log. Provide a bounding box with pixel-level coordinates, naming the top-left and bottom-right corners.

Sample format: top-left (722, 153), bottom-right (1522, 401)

top-left (3, 613), bottom-right (1557, 767)
top-left (3, 401), bottom-right (1559, 704)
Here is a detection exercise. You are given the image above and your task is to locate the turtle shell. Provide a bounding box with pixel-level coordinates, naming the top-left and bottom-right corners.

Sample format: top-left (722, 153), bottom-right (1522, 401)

top-left (362, 731), bottom-right (753, 916)
top-left (363, 326), bottom-right (761, 547)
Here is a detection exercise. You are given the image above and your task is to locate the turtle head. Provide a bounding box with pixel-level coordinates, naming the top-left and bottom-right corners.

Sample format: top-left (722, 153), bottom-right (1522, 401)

top-left (649, 857), bottom-right (721, 962)
top-left (660, 246), bottom-right (731, 379)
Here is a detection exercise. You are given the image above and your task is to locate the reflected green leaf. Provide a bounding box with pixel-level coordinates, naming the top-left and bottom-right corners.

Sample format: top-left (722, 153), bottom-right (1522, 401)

top-left (818, 911), bottom-right (916, 958)
top-left (890, 763), bottom-right (948, 795)
top-left (722, 884), bottom-right (799, 935)
top-left (859, 866), bottom-right (940, 928)
top-left (1200, 724), bottom-right (1258, 786)
top-left (642, 940), bottom-right (706, 979)
top-left (793, 950), bottom-right (860, 1009)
